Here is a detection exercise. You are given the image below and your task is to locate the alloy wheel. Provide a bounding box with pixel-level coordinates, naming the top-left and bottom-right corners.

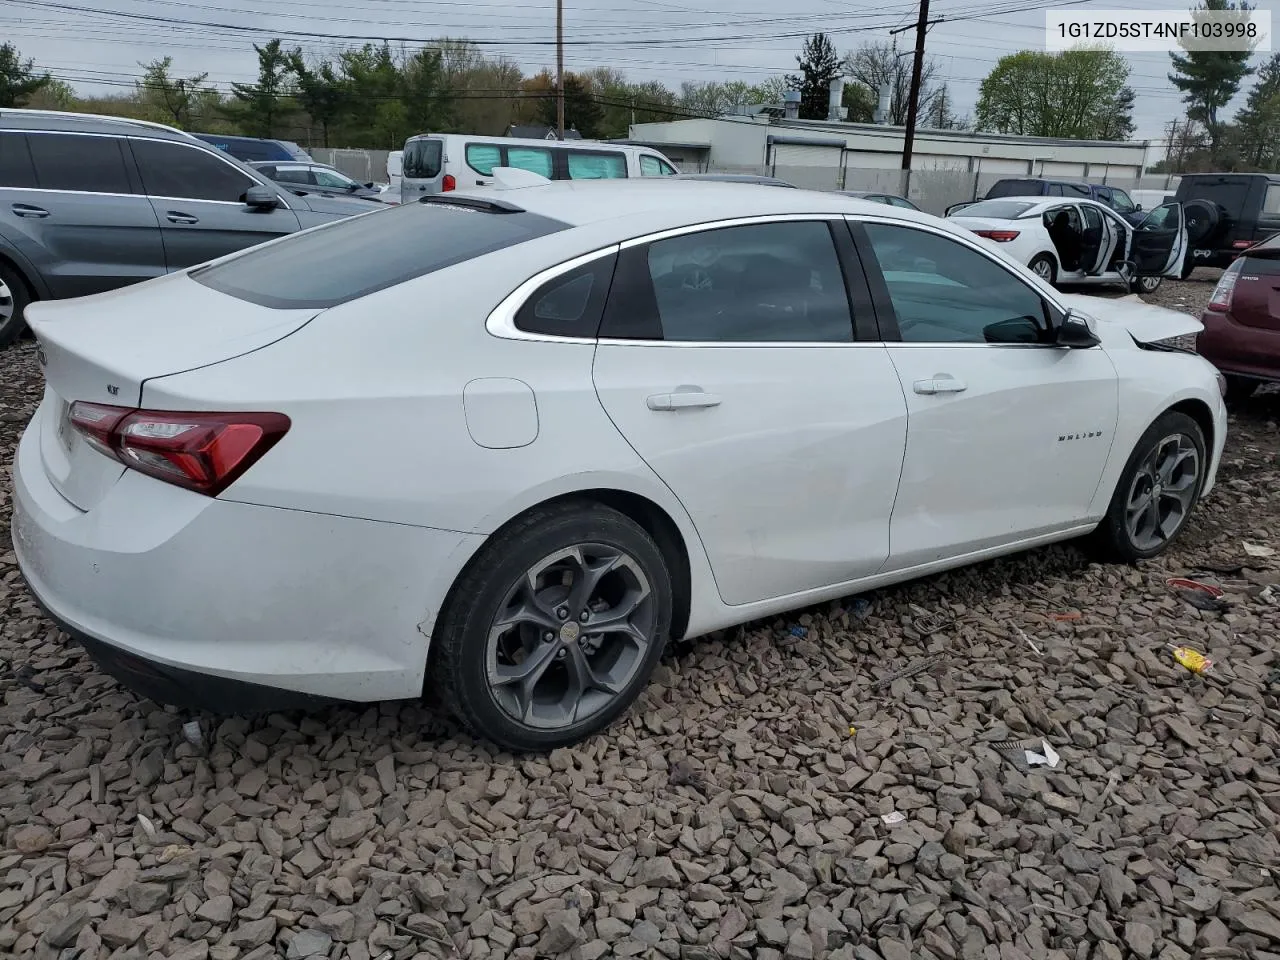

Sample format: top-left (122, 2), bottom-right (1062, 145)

top-left (1124, 433), bottom-right (1200, 552)
top-left (1032, 260), bottom-right (1053, 280)
top-left (0, 278), bottom-right (13, 323)
top-left (1136, 276), bottom-right (1161, 293)
top-left (485, 543), bottom-right (656, 730)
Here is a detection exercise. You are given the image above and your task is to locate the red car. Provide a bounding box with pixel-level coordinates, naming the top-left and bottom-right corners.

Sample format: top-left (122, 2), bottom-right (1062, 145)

top-left (1198, 233), bottom-right (1280, 400)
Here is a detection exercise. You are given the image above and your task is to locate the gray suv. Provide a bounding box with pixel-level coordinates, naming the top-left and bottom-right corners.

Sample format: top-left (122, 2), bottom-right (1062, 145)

top-left (0, 110), bottom-right (377, 346)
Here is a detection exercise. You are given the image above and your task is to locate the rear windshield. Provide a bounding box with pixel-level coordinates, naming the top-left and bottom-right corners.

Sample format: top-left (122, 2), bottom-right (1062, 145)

top-left (403, 138), bottom-right (442, 179)
top-left (192, 200), bottom-right (569, 309)
top-left (952, 200), bottom-right (1038, 219)
top-left (986, 180), bottom-right (1043, 198)
top-left (1179, 176), bottom-right (1254, 215)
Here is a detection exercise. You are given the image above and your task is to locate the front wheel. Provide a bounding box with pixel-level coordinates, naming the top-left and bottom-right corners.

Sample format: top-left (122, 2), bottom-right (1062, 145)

top-left (430, 501), bottom-right (673, 752)
top-left (1028, 254), bottom-right (1057, 285)
top-left (1093, 411), bottom-right (1206, 562)
top-left (1131, 274), bottom-right (1163, 295)
top-left (0, 262), bottom-right (32, 349)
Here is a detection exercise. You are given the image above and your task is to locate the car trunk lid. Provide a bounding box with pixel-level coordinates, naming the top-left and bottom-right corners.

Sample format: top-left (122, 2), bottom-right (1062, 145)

top-left (28, 272), bottom-right (321, 511)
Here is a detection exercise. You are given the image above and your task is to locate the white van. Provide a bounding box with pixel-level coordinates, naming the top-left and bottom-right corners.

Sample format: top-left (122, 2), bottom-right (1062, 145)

top-left (399, 133), bottom-right (679, 200)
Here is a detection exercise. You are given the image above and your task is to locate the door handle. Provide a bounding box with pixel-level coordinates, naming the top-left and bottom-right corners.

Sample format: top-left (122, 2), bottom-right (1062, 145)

top-left (166, 212), bottom-right (200, 225)
top-left (913, 377), bottom-right (968, 395)
top-left (646, 389), bottom-right (722, 411)
top-left (12, 203), bottom-right (49, 218)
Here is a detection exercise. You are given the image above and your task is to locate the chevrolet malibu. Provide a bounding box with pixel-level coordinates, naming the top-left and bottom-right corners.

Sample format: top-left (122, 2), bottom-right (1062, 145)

top-left (12, 176), bottom-right (1228, 752)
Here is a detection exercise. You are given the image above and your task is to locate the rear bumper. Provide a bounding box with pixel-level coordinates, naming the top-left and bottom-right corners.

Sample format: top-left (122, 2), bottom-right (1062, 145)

top-left (1198, 309), bottom-right (1280, 382)
top-left (12, 409), bottom-right (483, 706)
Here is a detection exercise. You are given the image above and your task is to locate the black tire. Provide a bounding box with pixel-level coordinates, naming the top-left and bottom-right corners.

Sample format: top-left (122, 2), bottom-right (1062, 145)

top-left (1179, 257), bottom-right (1196, 280)
top-left (431, 501), bottom-right (673, 752)
top-left (0, 261), bottom-right (32, 349)
top-left (1131, 274), bottom-right (1163, 295)
top-left (1028, 253), bottom-right (1057, 286)
top-left (1183, 199), bottom-right (1220, 245)
top-left (1224, 375), bottom-right (1258, 404)
top-left (1092, 411), bottom-right (1206, 563)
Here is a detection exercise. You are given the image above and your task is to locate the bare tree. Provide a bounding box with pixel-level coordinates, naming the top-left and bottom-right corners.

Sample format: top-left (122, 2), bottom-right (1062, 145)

top-left (843, 41), bottom-right (942, 126)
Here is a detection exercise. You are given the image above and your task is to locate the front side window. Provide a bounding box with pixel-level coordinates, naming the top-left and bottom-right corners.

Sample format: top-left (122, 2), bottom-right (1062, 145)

top-left (26, 133), bottom-right (132, 194)
top-left (1110, 190), bottom-right (1135, 213)
top-left (863, 222), bottom-right (1050, 345)
top-left (1081, 205), bottom-right (1103, 230)
top-left (1263, 184), bottom-right (1280, 215)
top-left (566, 152), bottom-right (628, 180)
top-left (640, 155), bottom-right (676, 177)
top-left (130, 139), bottom-right (258, 203)
top-left (1062, 183), bottom-right (1091, 199)
top-left (629, 220), bottom-right (853, 342)
top-left (312, 168), bottom-right (355, 188)
top-left (507, 147), bottom-right (553, 178)
top-left (193, 200), bottom-right (569, 309)
top-left (466, 144), bottom-right (503, 176)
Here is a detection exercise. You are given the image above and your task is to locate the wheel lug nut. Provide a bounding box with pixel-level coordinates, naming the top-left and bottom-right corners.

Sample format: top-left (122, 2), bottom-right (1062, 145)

top-left (556, 607), bottom-right (569, 620)
top-left (543, 631), bottom-right (555, 643)
top-left (579, 610), bottom-right (590, 622)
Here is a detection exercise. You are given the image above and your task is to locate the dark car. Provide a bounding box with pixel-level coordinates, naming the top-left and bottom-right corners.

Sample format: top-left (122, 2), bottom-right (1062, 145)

top-left (0, 110), bottom-right (378, 347)
top-left (1175, 173), bottom-right (1280, 276)
top-left (672, 173), bottom-right (797, 187)
top-left (948, 178), bottom-right (1143, 223)
top-left (250, 161), bottom-right (387, 202)
top-left (191, 133), bottom-right (310, 163)
top-left (836, 190), bottom-right (920, 211)
top-left (1197, 232), bottom-right (1280, 400)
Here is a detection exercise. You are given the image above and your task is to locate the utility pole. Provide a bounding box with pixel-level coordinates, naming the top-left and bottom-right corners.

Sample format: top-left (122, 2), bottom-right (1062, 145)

top-left (898, 0), bottom-right (929, 184)
top-left (556, 0), bottom-right (565, 140)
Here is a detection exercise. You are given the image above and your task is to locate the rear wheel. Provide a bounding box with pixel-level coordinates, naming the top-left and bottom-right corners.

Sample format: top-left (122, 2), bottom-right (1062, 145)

top-left (1093, 411), bottom-right (1205, 562)
top-left (431, 501), bottom-right (672, 752)
top-left (0, 262), bottom-right (32, 348)
top-left (1028, 253), bottom-right (1057, 285)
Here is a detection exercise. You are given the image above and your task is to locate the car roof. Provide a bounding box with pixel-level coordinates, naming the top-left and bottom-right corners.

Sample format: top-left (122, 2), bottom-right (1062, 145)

top-left (452, 178), bottom-right (942, 232)
top-left (0, 108), bottom-right (202, 144)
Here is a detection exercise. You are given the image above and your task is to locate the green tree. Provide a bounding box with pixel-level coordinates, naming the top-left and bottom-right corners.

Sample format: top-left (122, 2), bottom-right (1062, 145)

top-left (1095, 85), bottom-right (1136, 141)
top-left (399, 47), bottom-right (454, 140)
top-left (288, 52), bottom-right (345, 146)
top-left (228, 39), bottom-right (294, 137)
top-left (24, 77), bottom-right (74, 110)
top-left (787, 33), bottom-right (842, 121)
top-left (976, 48), bottom-right (1133, 139)
top-left (1233, 52), bottom-right (1280, 167)
top-left (535, 72), bottom-right (603, 137)
top-left (1169, 0), bottom-right (1256, 157)
top-left (136, 57), bottom-right (210, 129)
top-left (439, 39), bottom-right (522, 135)
top-left (0, 43), bottom-right (51, 108)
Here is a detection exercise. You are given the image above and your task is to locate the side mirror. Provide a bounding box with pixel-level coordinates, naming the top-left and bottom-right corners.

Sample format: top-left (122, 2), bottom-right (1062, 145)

top-left (1056, 310), bottom-right (1101, 349)
top-left (1135, 204), bottom-right (1143, 212)
top-left (244, 185), bottom-right (280, 210)
top-left (365, 181), bottom-right (375, 189)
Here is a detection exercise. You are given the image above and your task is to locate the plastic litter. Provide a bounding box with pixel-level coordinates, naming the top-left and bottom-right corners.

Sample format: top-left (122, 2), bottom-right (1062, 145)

top-left (1168, 643), bottom-right (1213, 675)
top-left (1166, 577), bottom-right (1224, 597)
top-left (1242, 541), bottom-right (1277, 558)
top-left (1015, 626), bottom-right (1043, 656)
top-left (881, 811), bottom-right (907, 825)
top-left (1051, 611), bottom-right (1082, 622)
top-left (181, 719), bottom-right (204, 748)
top-left (1024, 740), bottom-right (1060, 768)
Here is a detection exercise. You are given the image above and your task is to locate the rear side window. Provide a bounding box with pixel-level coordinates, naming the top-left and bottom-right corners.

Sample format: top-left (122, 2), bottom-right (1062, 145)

top-left (130, 139), bottom-right (258, 203)
top-left (26, 133), bottom-right (132, 194)
top-left (515, 254), bottom-right (617, 337)
top-left (0, 132), bottom-right (36, 188)
top-left (466, 144), bottom-right (502, 175)
top-left (193, 200), bottom-right (570, 309)
top-left (566, 152), bottom-right (627, 180)
top-left (403, 139), bottom-right (442, 179)
top-left (988, 179), bottom-right (1041, 198)
top-left (507, 147), bottom-right (553, 178)
top-left (1060, 183), bottom-right (1091, 199)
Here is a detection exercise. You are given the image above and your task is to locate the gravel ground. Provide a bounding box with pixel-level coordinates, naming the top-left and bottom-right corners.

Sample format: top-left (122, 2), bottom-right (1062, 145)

top-left (3, 283), bottom-right (1280, 960)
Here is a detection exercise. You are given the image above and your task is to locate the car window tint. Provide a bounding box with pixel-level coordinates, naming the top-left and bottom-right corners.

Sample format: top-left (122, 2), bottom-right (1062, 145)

top-left (1047, 184), bottom-right (1063, 196)
top-left (1063, 183), bottom-right (1091, 198)
top-left (890, 196), bottom-right (916, 209)
top-left (507, 147), bottom-right (553, 178)
top-left (466, 144), bottom-right (502, 175)
top-left (567, 152), bottom-right (628, 180)
top-left (643, 221), bottom-right (853, 342)
top-left (26, 133), bottom-right (132, 194)
top-left (312, 168), bottom-right (352, 188)
top-left (0, 132), bottom-right (37, 188)
top-left (1081, 205), bottom-right (1103, 228)
top-left (1140, 203), bottom-right (1179, 230)
top-left (515, 255), bottom-right (617, 337)
top-left (193, 201), bottom-right (570, 309)
top-left (130, 139), bottom-right (258, 202)
top-left (863, 222), bottom-right (1050, 345)
top-left (1264, 184), bottom-right (1280, 215)
top-left (1110, 189), bottom-right (1135, 213)
top-left (402, 138), bottom-right (442, 178)
top-left (274, 168), bottom-right (312, 184)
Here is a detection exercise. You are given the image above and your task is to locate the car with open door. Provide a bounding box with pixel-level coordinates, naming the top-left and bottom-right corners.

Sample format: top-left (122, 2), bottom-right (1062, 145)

top-left (947, 196), bottom-right (1186, 294)
top-left (13, 171), bottom-right (1226, 752)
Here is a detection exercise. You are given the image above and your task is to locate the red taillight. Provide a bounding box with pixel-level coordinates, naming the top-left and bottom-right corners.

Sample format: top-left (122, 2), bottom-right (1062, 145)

top-left (442, 174), bottom-right (456, 192)
top-left (68, 403), bottom-right (290, 496)
top-left (973, 229), bottom-right (1020, 242)
top-left (1232, 240), bottom-right (1253, 249)
top-left (1208, 260), bottom-right (1242, 312)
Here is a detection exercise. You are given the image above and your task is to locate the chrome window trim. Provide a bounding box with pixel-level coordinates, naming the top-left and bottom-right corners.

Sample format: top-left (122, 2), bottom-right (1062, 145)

top-left (487, 212), bottom-right (864, 346)
top-left (125, 135), bottom-right (293, 211)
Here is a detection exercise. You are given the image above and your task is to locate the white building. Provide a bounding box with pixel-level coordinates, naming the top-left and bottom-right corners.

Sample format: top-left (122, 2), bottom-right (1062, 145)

top-left (619, 116), bottom-right (1167, 214)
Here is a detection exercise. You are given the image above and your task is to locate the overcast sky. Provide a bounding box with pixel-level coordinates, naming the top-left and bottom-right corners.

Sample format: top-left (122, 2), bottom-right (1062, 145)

top-left (2, 0), bottom-right (1270, 143)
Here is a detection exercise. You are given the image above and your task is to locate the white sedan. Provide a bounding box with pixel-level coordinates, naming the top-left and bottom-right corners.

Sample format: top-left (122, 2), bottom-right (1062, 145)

top-left (12, 174), bottom-right (1226, 751)
top-left (948, 196), bottom-right (1188, 294)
